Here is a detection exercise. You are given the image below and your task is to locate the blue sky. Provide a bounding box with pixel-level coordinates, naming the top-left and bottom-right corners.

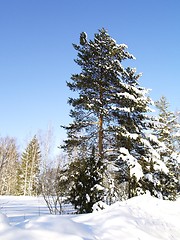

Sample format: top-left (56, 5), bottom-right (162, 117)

top-left (0, 0), bottom-right (180, 151)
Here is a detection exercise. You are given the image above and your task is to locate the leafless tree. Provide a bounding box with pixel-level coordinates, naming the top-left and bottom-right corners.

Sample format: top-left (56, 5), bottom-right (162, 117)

top-left (0, 136), bottom-right (19, 195)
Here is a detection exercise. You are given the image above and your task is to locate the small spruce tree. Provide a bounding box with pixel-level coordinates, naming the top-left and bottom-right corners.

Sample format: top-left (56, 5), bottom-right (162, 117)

top-left (19, 135), bottom-right (41, 196)
top-left (154, 96), bottom-right (180, 200)
top-left (67, 146), bottom-right (104, 213)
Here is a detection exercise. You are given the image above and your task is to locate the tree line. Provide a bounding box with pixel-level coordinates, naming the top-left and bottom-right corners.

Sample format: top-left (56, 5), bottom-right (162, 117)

top-left (0, 28), bottom-right (179, 214)
top-left (0, 135), bottom-right (41, 196)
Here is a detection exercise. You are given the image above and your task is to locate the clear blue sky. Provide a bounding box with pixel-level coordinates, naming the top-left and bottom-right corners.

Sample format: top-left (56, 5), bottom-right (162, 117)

top-left (0, 0), bottom-right (180, 151)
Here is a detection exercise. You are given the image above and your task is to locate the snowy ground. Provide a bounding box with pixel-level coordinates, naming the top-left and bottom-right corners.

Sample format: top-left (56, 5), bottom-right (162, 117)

top-left (0, 194), bottom-right (179, 240)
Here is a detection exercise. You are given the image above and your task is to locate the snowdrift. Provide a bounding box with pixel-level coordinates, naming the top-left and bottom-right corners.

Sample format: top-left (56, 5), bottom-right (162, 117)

top-left (0, 194), bottom-right (179, 240)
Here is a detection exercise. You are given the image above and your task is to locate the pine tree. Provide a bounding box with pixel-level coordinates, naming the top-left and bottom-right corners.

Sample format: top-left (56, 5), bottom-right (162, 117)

top-left (62, 29), bottom-right (168, 207)
top-left (19, 135), bottom-right (41, 196)
top-left (154, 96), bottom-right (180, 200)
top-left (174, 110), bottom-right (180, 193)
top-left (174, 111), bottom-right (180, 151)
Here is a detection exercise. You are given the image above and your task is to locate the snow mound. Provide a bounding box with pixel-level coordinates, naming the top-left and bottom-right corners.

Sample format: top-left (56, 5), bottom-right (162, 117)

top-left (0, 213), bottom-right (10, 230)
top-left (0, 194), bottom-right (179, 240)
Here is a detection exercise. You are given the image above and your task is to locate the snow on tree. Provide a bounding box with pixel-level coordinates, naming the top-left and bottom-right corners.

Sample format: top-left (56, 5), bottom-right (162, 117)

top-left (67, 146), bottom-right (104, 213)
top-left (154, 96), bottom-right (180, 200)
top-left (18, 135), bottom-right (41, 196)
top-left (62, 28), bottom-right (169, 209)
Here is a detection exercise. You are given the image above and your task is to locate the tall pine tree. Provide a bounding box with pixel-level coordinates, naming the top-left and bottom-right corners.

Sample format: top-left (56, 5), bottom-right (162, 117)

top-left (62, 29), bottom-right (168, 209)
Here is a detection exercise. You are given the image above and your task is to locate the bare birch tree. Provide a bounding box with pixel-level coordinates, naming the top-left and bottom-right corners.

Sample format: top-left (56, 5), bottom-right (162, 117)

top-left (0, 136), bottom-right (19, 195)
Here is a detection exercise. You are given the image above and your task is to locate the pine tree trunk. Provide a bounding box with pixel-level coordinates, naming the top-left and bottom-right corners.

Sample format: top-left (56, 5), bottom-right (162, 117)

top-left (98, 79), bottom-right (104, 161)
top-left (98, 113), bottom-right (103, 160)
top-left (29, 150), bottom-right (36, 196)
top-left (24, 161), bottom-right (28, 196)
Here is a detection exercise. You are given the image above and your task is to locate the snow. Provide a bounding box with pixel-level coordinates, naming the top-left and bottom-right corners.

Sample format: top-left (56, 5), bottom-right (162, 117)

top-left (174, 130), bottom-right (180, 137)
top-left (154, 159), bottom-right (169, 174)
top-left (119, 147), bottom-right (144, 180)
top-left (119, 147), bottom-right (129, 155)
top-left (0, 194), bottom-right (180, 240)
top-left (117, 92), bottom-right (136, 101)
top-left (172, 152), bottom-right (180, 164)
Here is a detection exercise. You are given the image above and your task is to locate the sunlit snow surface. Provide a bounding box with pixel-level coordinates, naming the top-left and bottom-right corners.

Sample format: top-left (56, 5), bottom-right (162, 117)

top-left (0, 194), bottom-right (179, 240)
